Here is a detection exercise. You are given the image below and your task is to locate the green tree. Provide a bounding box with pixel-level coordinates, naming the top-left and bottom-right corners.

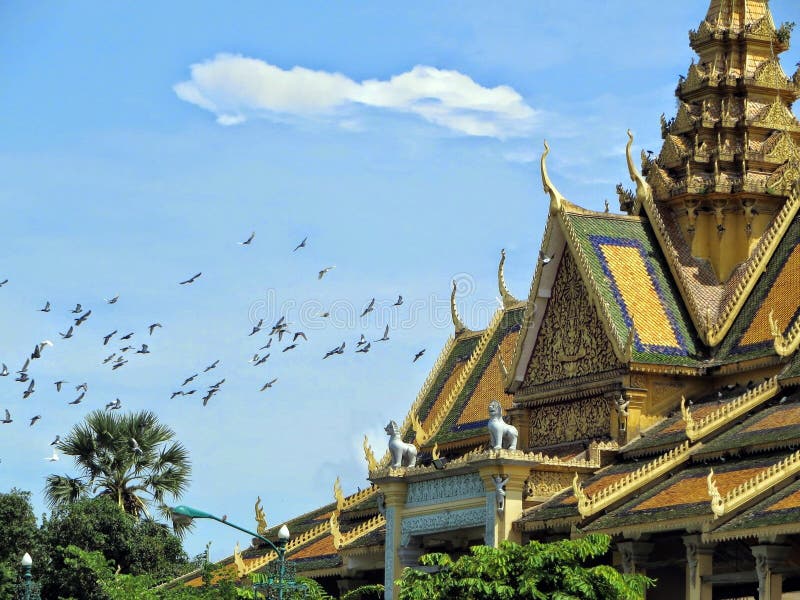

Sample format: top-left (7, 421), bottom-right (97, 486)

top-left (0, 489), bottom-right (40, 598)
top-left (397, 534), bottom-right (652, 600)
top-left (45, 410), bottom-right (191, 523)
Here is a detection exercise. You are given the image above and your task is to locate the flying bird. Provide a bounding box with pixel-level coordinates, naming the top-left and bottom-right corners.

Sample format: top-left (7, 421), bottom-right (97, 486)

top-left (76, 383), bottom-right (88, 392)
top-left (0, 364), bottom-right (7, 377)
top-left (119, 345), bottom-right (134, 353)
top-left (260, 378), bottom-right (278, 391)
top-left (323, 342), bottom-right (346, 359)
top-left (50, 435), bottom-right (60, 445)
top-left (148, 323), bottom-right (162, 335)
top-left (46, 449), bottom-right (59, 462)
top-left (40, 301), bottom-right (51, 312)
top-left (130, 438), bottom-right (143, 455)
top-left (0, 279), bottom-right (7, 287)
top-left (239, 231), bottom-right (255, 245)
top-left (375, 325), bottom-right (390, 342)
top-left (259, 339), bottom-right (273, 350)
top-left (106, 295), bottom-right (120, 304)
top-left (54, 381), bottom-right (67, 392)
top-left (209, 379), bottom-right (225, 390)
top-left (15, 372), bottom-right (29, 383)
top-left (319, 311), bottom-right (330, 318)
top-left (318, 266), bottom-right (335, 280)
top-left (106, 398), bottom-right (122, 410)
top-left (394, 295), bottom-right (403, 306)
top-left (360, 298), bottom-right (376, 318)
top-left (170, 391), bottom-right (184, 399)
top-left (282, 344), bottom-right (297, 352)
top-left (136, 344), bottom-right (150, 354)
top-left (182, 374), bottom-right (198, 386)
top-left (202, 389), bottom-right (217, 407)
top-left (29, 414), bottom-right (41, 427)
top-left (71, 303), bottom-right (82, 314)
top-left (293, 332), bottom-right (307, 342)
top-left (1, 410), bottom-right (11, 424)
top-left (22, 380), bottom-right (35, 399)
top-left (120, 332), bottom-right (134, 340)
top-left (249, 319), bottom-right (264, 336)
top-left (179, 272), bottom-right (202, 285)
top-left (204, 360), bottom-right (219, 372)
top-left (356, 342), bottom-right (371, 354)
top-left (112, 360), bottom-right (128, 370)
top-left (413, 349), bottom-right (426, 362)
top-left (18, 358), bottom-right (29, 374)
top-left (103, 330), bottom-right (117, 345)
top-left (254, 354), bottom-right (270, 366)
top-left (69, 392), bottom-right (85, 405)
top-left (74, 310), bottom-right (92, 326)
top-left (356, 334), bottom-right (368, 347)
top-left (102, 353), bottom-right (117, 364)
top-left (539, 250), bottom-right (553, 265)
top-left (60, 326), bottom-right (74, 339)
top-left (293, 237), bottom-right (308, 252)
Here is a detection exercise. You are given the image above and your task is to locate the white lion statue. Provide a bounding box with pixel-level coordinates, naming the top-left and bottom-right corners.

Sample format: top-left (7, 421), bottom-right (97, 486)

top-left (385, 420), bottom-right (417, 468)
top-left (487, 400), bottom-right (518, 450)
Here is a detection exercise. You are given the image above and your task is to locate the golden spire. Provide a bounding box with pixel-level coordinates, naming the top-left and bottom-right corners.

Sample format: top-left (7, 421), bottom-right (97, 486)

top-left (451, 280), bottom-right (468, 335)
top-left (363, 435), bottom-right (378, 472)
top-left (540, 141), bottom-right (566, 215)
top-left (333, 477), bottom-right (345, 511)
top-left (254, 496), bottom-right (268, 537)
top-left (497, 249), bottom-right (518, 308)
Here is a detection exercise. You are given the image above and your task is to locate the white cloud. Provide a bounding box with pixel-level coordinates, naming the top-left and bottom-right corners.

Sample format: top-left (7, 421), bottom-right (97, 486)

top-left (174, 54), bottom-right (537, 139)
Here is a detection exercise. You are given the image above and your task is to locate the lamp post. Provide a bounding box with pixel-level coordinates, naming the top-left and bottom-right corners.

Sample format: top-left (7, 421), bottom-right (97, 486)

top-left (171, 505), bottom-right (294, 599)
top-left (20, 553), bottom-right (32, 600)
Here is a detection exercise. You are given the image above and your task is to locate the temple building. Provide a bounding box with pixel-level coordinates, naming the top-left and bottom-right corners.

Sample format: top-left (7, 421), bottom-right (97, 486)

top-left (168, 1), bottom-right (800, 598)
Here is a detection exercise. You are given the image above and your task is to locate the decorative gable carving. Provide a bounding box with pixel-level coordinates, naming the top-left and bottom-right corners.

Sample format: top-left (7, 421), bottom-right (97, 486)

top-left (755, 99), bottom-right (800, 132)
top-left (754, 59), bottom-right (790, 90)
top-left (522, 252), bottom-right (621, 389)
top-left (672, 103), bottom-right (697, 134)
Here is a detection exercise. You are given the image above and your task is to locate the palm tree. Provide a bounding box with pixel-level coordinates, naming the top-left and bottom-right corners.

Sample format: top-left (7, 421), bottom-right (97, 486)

top-left (45, 410), bottom-right (191, 524)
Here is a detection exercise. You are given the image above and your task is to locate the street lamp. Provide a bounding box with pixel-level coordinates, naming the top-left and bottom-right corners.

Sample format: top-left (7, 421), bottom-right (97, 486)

top-left (20, 553), bottom-right (32, 600)
top-left (171, 505), bottom-right (295, 599)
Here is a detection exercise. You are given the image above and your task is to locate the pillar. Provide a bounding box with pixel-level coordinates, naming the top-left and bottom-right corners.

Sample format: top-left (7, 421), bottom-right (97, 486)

top-left (752, 544), bottom-right (791, 600)
top-left (380, 480), bottom-right (408, 600)
top-left (683, 535), bottom-right (714, 600)
top-left (478, 464), bottom-right (530, 546)
top-left (617, 540), bottom-right (653, 597)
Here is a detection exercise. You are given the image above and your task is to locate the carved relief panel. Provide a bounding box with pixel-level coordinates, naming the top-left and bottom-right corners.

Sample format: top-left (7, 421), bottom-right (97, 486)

top-left (523, 253), bottom-right (621, 388)
top-left (529, 396), bottom-right (611, 447)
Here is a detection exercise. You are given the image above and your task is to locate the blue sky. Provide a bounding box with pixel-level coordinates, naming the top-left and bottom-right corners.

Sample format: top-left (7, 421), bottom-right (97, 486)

top-left (1, 1), bottom-right (797, 561)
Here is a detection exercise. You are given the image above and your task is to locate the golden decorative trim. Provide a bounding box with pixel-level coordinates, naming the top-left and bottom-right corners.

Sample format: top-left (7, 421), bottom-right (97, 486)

top-left (769, 309), bottom-right (800, 357)
top-left (340, 485), bottom-right (378, 512)
top-left (330, 512), bottom-right (342, 550)
top-left (410, 412), bottom-right (431, 446)
top-left (625, 130), bottom-right (649, 216)
top-left (255, 496), bottom-right (268, 538)
top-left (573, 441), bottom-right (692, 517)
top-left (334, 477), bottom-right (344, 512)
top-left (233, 542), bottom-right (245, 577)
top-left (363, 436), bottom-right (378, 472)
top-left (241, 518), bottom-right (332, 575)
top-left (498, 249), bottom-right (519, 308)
top-left (431, 443), bottom-right (440, 461)
top-left (339, 513), bottom-right (387, 548)
top-left (541, 141), bottom-right (566, 215)
top-left (681, 377), bottom-right (779, 441)
top-left (707, 449), bottom-right (800, 518)
top-left (707, 187), bottom-right (800, 345)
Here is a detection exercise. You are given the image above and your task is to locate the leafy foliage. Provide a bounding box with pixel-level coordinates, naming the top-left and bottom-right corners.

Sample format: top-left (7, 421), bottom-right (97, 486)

top-left (777, 21), bottom-right (795, 44)
top-left (0, 489), bottom-right (40, 598)
top-left (397, 535), bottom-right (652, 600)
top-left (45, 410), bottom-right (191, 527)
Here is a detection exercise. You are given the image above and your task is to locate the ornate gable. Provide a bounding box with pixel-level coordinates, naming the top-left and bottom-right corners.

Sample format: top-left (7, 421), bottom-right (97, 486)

top-left (522, 252), bottom-right (621, 390)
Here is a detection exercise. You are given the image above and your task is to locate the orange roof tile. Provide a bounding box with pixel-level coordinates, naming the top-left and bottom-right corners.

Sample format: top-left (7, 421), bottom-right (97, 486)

top-left (633, 467), bottom-right (763, 511)
top-left (290, 534), bottom-right (336, 560)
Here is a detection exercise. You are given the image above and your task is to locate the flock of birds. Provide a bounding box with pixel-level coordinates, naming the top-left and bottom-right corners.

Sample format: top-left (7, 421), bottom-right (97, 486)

top-left (0, 232), bottom-right (427, 463)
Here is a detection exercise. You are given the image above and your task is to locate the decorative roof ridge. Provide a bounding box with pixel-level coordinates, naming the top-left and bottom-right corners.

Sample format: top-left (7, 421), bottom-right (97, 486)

top-left (541, 140), bottom-right (566, 216)
top-left (681, 376), bottom-right (780, 441)
top-left (770, 309), bottom-right (800, 358)
top-left (573, 441), bottom-right (692, 517)
top-left (341, 484), bottom-right (378, 512)
top-left (374, 333), bottom-right (457, 469)
top-left (707, 448), bottom-right (800, 518)
top-left (498, 249), bottom-right (522, 309)
top-left (708, 183), bottom-right (800, 345)
top-left (422, 308), bottom-right (506, 442)
top-left (336, 513), bottom-right (387, 550)
top-left (451, 280), bottom-right (471, 335)
top-left (555, 196), bottom-right (628, 363)
top-left (239, 518), bottom-right (333, 576)
top-left (628, 131), bottom-right (712, 344)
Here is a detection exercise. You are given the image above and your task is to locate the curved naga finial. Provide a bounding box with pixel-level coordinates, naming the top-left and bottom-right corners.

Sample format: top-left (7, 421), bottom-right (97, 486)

top-left (498, 249), bottom-right (518, 308)
top-left (451, 280), bottom-right (468, 335)
top-left (769, 309), bottom-right (800, 357)
top-left (333, 476), bottom-right (345, 511)
top-left (625, 130), bottom-right (652, 216)
top-left (541, 140), bottom-right (566, 215)
top-left (254, 496), bottom-right (268, 537)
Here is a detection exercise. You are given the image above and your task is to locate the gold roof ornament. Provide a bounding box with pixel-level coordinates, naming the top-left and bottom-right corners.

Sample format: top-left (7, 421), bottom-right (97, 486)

top-left (333, 477), bottom-right (345, 511)
top-left (707, 469), bottom-right (724, 517)
top-left (329, 511), bottom-right (342, 550)
top-left (233, 541), bottom-right (246, 577)
top-left (431, 443), bottom-right (440, 461)
top-left (769, 309), bottom-right (800, 357)
top-left (254, 496), bottom-right (268, 537)
top-left (498, 249), bottom-right (519, 308)
top-left (410, 411), bottom-right (431, 446)
top-left (497, 349), bottom-right (509, 380)
top-left (540, 140), bottom-right (566, 215)
top-left (450, 280), bottom-right (469, 335)
top-left (625, 130), bottom-right (650, 216)
top-left (363, 435), bottom-right (378, 473)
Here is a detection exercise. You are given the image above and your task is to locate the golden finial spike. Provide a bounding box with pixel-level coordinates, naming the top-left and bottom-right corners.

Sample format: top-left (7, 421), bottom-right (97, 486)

top-left (254, 496), bottom-right (268, 537)
top-left (498, 249), bottom-right (518, 308)
top-left (432, 443), bottom-right (440, 461)
top-left (333, 476), bottom-right (344, 511)
top-left (451, 280), bottom-right (468, 335)
top-left (680, 396), bottom-right (693, 431)
top-left (625, 130), bottom-right (651, 216)
top-left (410, 412), bottom-right (430, 446)
top-left (329, 512), bottom-right (342, 550)
top-left (541, 140), bottom-right (566, 215)
top-left (707, 469), bottom-right (724, 517)
top-left (363, 435), bottom-right (378, 473)
top-left (233, 541), bottom-right (245, 576)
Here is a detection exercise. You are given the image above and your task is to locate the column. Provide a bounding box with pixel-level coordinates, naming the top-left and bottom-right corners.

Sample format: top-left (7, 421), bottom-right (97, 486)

top-left (617, 540), bottom-right (653, 598)
top-left (683, 534), bottom-right (714, 600)
top-left (478, 464), bottom-right (530, 546)
top-left (752, 544), bottom-right (791, 600)
top-left (380, 480), bottom-right (408, 600)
